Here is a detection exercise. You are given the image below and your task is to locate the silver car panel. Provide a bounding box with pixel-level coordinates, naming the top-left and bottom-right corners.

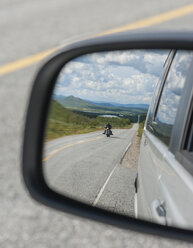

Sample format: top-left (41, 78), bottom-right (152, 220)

top-left (137, 50), bottom-right (193, 229)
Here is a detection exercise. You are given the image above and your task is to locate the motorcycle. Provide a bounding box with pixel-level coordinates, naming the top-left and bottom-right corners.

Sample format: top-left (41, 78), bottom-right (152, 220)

top-left (106, 127), bottom-right (112, 137)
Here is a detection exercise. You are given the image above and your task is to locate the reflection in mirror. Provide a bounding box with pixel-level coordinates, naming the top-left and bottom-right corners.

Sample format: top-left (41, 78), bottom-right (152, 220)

top-left (43, 49), bottom-right (193, 230)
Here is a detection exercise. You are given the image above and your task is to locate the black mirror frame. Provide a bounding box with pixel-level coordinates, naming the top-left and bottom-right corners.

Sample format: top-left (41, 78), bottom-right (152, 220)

top-left (22, 31), bottom-right (193, 243)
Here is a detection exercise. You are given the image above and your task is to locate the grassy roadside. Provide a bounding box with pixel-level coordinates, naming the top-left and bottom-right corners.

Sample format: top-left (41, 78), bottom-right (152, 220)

top-left (137, 121), bottom-right (145, 138)
top-left (46, 120), bottom-right (103, 141)
top-left (46, 121), bottom-right (133, 141)
top-left (45, 100), bottom-right (133, 141)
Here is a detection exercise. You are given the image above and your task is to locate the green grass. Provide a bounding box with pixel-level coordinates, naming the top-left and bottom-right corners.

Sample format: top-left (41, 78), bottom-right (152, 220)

top-left (137, 121), bottom-right (145, 138)
top-left (45, 100), bottom-right (132, 141)
top-left (46, 120), bottom-right (104, 140)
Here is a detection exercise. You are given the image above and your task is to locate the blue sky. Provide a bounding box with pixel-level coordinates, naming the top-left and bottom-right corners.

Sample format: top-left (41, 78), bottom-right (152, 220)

top-left (54, 50), bottom-right (169, 104)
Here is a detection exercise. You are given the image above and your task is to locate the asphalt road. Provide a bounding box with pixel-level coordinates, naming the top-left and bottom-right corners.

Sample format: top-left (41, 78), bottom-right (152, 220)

top-left (44, 125), bottom-right (138, 216)
top-left (1, 1), bottom-right (193, 247)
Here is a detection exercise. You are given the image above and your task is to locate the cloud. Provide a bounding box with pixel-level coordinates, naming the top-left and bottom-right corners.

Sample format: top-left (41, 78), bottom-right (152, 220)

top-left (156, 50), bottom-right (193, 124)
top-left (55, 50), bottom-right (168, 104)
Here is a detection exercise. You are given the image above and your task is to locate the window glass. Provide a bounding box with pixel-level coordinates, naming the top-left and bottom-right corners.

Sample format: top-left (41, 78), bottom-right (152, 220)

top-left (189, 124), bottom-right (193, 151)
top-left (146, 77), bottom-right (162, 129)
top-left (146, 51), bottom-right (172, 132)
top-left (154, 50), bottom-right (193, 146)
top-left (185, 112), bottom-right (193, 152)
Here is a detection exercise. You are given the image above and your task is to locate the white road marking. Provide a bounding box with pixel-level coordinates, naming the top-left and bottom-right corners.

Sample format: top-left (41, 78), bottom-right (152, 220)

top-left (93, 141), bottom-right (132, 206)
top-left (120, 142), bottom-right (131, 164)
top-left (93, 163), bottom-right (119, 206)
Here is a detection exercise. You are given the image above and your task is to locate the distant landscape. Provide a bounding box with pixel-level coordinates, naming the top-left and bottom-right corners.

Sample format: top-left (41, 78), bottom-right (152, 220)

top-left (45, 95), bottom-right (148, 141)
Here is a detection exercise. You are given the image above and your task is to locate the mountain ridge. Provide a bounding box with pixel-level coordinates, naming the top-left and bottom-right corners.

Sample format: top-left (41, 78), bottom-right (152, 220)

top-left (54, 95), bottom-right (149, 110)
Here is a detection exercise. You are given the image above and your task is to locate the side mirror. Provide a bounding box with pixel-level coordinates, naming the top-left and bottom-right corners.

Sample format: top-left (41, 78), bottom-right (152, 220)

top-left (22, 31), bottom-right (193, 243)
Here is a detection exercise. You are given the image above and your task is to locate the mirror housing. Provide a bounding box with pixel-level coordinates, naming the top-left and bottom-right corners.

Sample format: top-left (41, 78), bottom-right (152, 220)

top-left (22, 31), bottom-right (193, 242)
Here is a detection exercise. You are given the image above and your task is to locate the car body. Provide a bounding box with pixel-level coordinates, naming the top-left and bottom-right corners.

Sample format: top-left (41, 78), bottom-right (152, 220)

top-left (136, 49), bottom-right (193, 229)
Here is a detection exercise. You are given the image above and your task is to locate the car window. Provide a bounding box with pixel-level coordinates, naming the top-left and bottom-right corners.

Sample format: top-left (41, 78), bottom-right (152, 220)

top-left (153, 50), bottom-right (193, 146)
top-left (146, 50), bottom-right (173, 132)
top-left (190, 132), bottom-right (193, 151)
top-left (184, 103), bottom-right (193, 152)
top-left (146, 76), bottom-right (162, 127)
top-left (176, 100), bottom-right (193, 173)
top-left (188, 122), bottom-right (193, 152)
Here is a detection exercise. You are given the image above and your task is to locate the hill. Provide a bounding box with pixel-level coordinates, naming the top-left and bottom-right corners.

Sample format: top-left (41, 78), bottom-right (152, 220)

top-left (46, 100), bottom-right (92, 140)
top-left (46, 100), bottom-right (132, 140)
top-left (54, 95), bottom-right (148, 115)
top-left (55, 95), bottom-right (97, 109)
top-left (90, 101), bottom-right (149, 110)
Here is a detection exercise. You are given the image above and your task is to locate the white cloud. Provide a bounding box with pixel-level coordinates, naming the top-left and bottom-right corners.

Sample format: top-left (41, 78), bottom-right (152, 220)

top-left (55, 50), bottom-right (168, 104)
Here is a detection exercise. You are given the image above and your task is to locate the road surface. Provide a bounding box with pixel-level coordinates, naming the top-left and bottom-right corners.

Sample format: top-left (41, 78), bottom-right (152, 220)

top-left (1, 1), bottom-right (193, 247)
top-left (44, 125), bottom-right (138, 216)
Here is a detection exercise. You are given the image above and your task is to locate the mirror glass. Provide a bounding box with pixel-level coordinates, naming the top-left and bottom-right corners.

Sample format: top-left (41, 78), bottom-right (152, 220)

top-left (43, 49), bottom-right (193, 230)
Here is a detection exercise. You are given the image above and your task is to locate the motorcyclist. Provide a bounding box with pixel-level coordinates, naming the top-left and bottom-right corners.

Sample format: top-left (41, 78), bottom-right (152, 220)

top-left (103, 123), bottom-right (113, 135)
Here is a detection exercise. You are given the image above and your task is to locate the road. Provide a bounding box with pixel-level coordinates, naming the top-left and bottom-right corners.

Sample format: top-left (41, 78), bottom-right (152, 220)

top-left (44, 125), bottom-right (138, 216)
top-left (1, 1), bottom-right (193, 247)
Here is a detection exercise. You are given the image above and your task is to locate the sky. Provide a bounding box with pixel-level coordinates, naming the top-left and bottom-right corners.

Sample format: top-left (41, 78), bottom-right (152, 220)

top-left (54, 50), bottom-right (169, 104)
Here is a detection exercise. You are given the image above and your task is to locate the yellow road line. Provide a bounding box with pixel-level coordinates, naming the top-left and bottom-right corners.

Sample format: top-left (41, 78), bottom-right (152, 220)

top-left (0, 47), bottom-right (59, 76)
top-left (1, 3), bottom-right (193, 77)
top-left (43, 136), bottom-right (104, 162)
top-left (98, 3), bottom-right (193, 36)
top-left (43, 129), bottom-right (124, 162)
